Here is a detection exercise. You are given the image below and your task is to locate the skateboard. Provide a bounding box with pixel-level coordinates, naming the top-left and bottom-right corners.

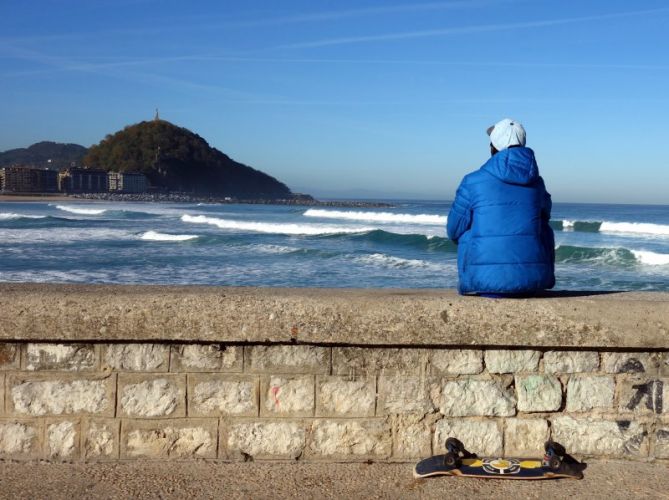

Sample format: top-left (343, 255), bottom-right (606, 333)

top-left (414, 438), bottom-right (585, 480)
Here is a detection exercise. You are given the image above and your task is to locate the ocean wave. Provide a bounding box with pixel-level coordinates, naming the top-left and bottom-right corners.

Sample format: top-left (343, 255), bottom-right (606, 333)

top-left (304, 208), bottom-right (446, 225)
top-left (556, 245), bottom-right (669, 266)
top-left (631, 250), bottom-right (669, 266)
top-left (551, 219), bottom-right (669, 236)
top-left (0, 227), bottom-right (132, 244)
top-left (181, 214), bottom-right (373, 235)
top-left (0, 212), bottom-right (47, 220)
top-left (353, 253), bottom-right (445, 271)
top-left (250, 244), bottom-right (301, 254)
top-left (140, 231), bottom-right (198, 242)
top-left (55, 205), bottom-right (107, 215)
top-left (599, 221), bottom-right (669, 236)
top-left (346, 229), bottom-right (456, 252)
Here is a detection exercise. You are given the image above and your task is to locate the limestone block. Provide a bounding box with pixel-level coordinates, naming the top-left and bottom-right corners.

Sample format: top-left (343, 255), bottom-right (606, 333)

top-left (484, 350), bottom-right (540, 373)
top-left (392, 414), bottom-right (433, 459)
top-left (170, 344), bottom-right (242, 372)
top-left (261, 375), bottom-right (314, 417)
top-left (504, 419), bottom-right (549, 456)
top-left (0, 344), bottom-right (20, 370)
top-left (429, 349), bottom-right (483, 375)
top-left (655, 427), bottom-right (669, 459)
top-left (551, 416), bottom-right (648, 456)
top-left (308, 419), bottom-right (392, 459)
top-left (543, 351), bottom-right (599, 374)
top-left (433, 419), bottom-right (503, 456)
top-left (188, 374), bottom-right (258, 417)
top-left (103, 344), bottom-right (169, 372)
top-left (122, 418), bottom-right (217, 459)
top-left (566, 375), bottom-right (614, 412)
top-left (601, 352), bottom-right (657, 374)
top-left (46, 420), bottom-right (80, 460)
top-left (225, 420), bottom-right (306, 459)
top-left (0, 420), bottom-right (41, 459)
top-left (25, 343), bottom-right (97, 371)
top-left (433, 379), bottom-right (516, 417)
top-left (332, 347), bottom-right (428, 376)
top-left (377, 374), bottom-right (434, 415)
top-left (83, 419), bottom-right (119, 460)
top-left (616, 377), bottom-right (667, 415)
top-left (516, 375), bottom-right (562, 412)
top-left (316, 376), bottom-right (376, 417)
top-left (661, 353), bottom-right (669, 376)
top-left (8, 374), bottom-right (114, 416)
top-left (246, 345), bottom-right (329, 374)
top-left (119, 374), bottom-right (185, 418)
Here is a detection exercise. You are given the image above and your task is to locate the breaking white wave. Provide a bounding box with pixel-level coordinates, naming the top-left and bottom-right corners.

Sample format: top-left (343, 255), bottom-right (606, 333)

top-left (304, 209), bottom-right (446, 225)
top-left (0, 212), bottom-right (46, 220)
top-left (600, 221), bottom-right (669, 236)
top-left (181, 214), bottom-right (372, 235)
top-left (140, 231), bottom-right (198, 242)
top-left (354, 253), bottom-right (444, 271)
top-left (562, 219), bottom-right (575, 230)
top-left (55, 205), bottom-right (107, 215)
top-left (632, 250), bottom-right (669, 266)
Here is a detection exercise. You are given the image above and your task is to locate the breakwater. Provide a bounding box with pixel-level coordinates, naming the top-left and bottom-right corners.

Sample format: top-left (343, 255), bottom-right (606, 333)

top-left (0, 284), bottom-right (667, 462)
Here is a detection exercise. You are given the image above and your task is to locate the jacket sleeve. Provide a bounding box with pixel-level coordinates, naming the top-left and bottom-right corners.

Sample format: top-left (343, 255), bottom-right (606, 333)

top-left (540, 177), bottom-right (552, 221)
top-left (447, 179), bottom-right (473, 243)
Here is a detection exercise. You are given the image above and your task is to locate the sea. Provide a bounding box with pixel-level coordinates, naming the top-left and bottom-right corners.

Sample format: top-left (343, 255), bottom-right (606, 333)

top-left (1, 200), bottom-right (668, 291)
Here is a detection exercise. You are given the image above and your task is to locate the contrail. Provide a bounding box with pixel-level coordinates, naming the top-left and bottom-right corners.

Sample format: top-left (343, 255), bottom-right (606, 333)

top-left (275, 6), bottom-right (669, 49)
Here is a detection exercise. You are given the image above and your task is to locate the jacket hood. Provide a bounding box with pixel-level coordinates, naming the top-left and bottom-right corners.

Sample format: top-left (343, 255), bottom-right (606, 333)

top-left (481, 147), bottom-right (539, 185)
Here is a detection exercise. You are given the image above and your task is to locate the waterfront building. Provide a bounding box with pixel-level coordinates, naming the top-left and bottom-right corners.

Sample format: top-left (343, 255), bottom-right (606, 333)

top-left (108, 171), bottom-right (148, 193)
top-left (58, 168), bottom-right (108, 193)
top-left (0, 166), bottom-right (58, 193)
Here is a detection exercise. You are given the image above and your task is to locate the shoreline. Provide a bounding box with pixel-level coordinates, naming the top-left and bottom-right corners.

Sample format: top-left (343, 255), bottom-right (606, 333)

top-left (0, 192), bottom-right (394, 208)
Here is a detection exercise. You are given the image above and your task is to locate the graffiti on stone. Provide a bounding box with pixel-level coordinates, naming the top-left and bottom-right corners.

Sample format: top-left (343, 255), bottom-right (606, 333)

top-left (626, 380), bottom-right (663, 414)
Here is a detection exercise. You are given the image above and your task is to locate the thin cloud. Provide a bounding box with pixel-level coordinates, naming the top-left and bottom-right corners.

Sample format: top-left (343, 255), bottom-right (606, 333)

top-left (275, 6), bottom-right (669, 49)
top-left (228, 0), bottom-right (507, 28)
top-left (0, 0), bottom-right (509, 44)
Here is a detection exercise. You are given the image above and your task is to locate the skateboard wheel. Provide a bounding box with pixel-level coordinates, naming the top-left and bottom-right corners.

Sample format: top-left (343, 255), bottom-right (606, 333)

top-left (445, 437), bottom-right (465, 454)
top-left (444, 452), bottom-right (458, 467)
top-left (545, 440), bottom-right (566, 457)
top-left (549, 456), bottom-right (561, 470)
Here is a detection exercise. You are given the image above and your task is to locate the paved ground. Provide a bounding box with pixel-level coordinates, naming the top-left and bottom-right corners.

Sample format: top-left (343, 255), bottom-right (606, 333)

top-left (0, 460), bottom-right (668, 499)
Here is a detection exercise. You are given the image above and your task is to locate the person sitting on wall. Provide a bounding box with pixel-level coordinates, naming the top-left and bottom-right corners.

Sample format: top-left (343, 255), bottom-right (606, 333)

top-left (446, 118), bottom-right (555, 296)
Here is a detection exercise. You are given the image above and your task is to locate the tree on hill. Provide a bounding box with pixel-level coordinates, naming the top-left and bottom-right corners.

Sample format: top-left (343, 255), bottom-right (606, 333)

top-left (84, 120), bottom-right (293, 198)
top-left (0, 141), bottom-right (87, 169)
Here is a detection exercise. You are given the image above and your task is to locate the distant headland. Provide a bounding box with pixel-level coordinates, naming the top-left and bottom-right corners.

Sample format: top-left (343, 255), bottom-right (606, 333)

top-left (0, 117), bottom-right (391, 208)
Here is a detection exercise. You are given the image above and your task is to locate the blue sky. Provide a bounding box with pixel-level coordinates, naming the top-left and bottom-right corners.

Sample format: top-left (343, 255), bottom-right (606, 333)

top-left (1, 0), bottom-right (668, 203)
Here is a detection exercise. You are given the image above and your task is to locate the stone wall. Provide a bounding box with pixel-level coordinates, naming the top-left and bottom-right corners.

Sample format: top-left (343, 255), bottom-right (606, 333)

top-left (1, 342), bottom-right (667, 462)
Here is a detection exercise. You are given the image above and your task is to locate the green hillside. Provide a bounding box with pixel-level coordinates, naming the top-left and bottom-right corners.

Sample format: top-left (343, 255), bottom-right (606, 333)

top-left (0, 141), bottom-right (87, 169)
top-left (84, 120), bottom-right (293, 198)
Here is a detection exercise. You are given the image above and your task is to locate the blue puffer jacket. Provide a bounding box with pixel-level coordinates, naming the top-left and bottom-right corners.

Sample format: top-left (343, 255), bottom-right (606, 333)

top-left (447, 147), bottom-right (555, 294)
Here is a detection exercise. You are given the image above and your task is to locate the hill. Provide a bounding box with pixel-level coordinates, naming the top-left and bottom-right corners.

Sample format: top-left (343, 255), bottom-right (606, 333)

top-left (0, 141), bottom-right (87, 169)
top-left (84, 120), bottom-right (293, 199)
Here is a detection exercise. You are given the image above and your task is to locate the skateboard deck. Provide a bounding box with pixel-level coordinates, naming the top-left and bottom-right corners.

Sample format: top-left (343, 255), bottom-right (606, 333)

top-left (414, 439), bottom-right (584, 480)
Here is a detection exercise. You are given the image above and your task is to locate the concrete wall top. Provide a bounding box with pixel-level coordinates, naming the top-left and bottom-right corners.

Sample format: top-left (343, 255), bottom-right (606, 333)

top-left (1, 284), bottom-right (668, 348)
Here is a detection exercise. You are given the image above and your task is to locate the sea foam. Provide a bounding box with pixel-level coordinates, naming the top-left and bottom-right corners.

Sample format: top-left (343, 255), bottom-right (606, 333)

top-left (304, 209), bottom-right (446, 225)
top-left (55, 205), bottom-right (107, 215)
top-left (140, 231), bottom-right (198, 242)
top-left (181, 214), bottom-right (372, 235)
